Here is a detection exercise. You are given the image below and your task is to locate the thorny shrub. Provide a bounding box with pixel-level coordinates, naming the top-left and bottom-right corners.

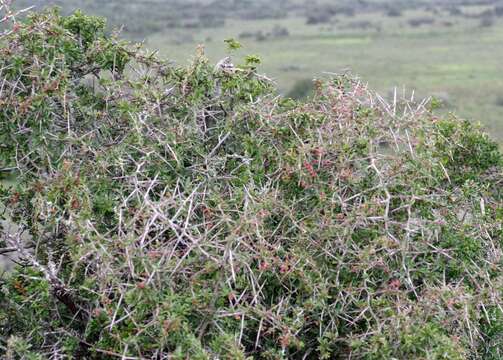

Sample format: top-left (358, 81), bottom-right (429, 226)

top-left (0, 5), bottom-right (502, 360)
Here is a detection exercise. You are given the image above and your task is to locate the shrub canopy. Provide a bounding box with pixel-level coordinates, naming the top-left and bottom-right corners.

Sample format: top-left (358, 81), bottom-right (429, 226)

top-left (1, 8), bottom-right (502, 360)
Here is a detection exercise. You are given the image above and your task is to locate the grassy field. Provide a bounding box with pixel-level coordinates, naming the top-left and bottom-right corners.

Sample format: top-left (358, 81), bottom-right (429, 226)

top-left (147, 6), bottom-right (503, 142)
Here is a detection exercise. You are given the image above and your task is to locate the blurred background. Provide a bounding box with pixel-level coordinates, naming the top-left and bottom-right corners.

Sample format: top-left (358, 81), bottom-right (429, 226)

top-left (9, 0), bottom-right (503, 141)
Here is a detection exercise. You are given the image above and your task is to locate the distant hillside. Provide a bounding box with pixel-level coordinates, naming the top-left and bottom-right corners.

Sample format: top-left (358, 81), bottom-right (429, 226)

top-left (11, 0), bottom-right (502, 38)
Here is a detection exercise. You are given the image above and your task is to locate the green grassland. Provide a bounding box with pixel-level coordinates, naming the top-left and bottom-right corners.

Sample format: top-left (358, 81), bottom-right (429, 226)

top-left (146, 6), bottom-right (503, 142)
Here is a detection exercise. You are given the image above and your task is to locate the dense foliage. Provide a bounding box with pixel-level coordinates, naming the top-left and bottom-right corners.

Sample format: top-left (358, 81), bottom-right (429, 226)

top-left (1, 7), bottom-right (503, 359)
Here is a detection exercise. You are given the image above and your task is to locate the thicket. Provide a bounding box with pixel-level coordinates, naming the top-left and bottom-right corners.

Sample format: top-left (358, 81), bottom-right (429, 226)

top-left (1, 5), bottom-right (503, 360)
